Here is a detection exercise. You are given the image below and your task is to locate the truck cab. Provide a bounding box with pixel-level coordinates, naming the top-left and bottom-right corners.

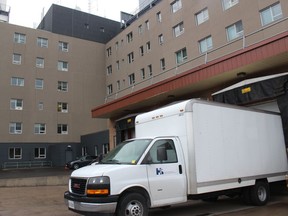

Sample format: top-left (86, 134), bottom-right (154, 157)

top-left (64, 137), bottom-right (187, 215)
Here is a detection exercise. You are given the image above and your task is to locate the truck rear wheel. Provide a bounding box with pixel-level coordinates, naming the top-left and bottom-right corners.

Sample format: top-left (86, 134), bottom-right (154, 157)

top-left (250, 181), bottom-right (270, 206)
top-left (116, 193), bottom-right (148, 216)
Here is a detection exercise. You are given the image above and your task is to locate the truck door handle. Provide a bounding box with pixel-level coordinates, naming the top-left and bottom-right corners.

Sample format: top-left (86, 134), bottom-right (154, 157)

top-left (179, 165), bottom-right (183, 174)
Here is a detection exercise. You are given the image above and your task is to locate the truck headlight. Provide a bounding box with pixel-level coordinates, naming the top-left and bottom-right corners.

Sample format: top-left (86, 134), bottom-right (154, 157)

top-left (87, 176), bottom-right (110, 196)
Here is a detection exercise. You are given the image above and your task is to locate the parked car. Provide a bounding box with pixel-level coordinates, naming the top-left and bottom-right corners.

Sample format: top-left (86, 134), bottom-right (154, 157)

top-left (65, 155), bottom-right (97, 170)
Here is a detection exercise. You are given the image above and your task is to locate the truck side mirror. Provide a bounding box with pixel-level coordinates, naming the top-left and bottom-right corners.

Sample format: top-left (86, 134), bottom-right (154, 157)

top-left (157, 147), bottom-right (167, 162)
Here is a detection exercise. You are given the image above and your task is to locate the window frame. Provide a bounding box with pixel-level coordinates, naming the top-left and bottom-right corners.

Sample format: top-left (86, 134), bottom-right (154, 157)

top-left (58, 61), bottom-right (69, 71)
top-left (34, 147), bottom-right (46, 159)
top-left (14, 33), bottom-right (26, 44)
top-left (196, 8), bottom-right (209, 25)
top-left (10, 99), bottom-right (23, 110)
top-left (35, 79), bottom-right (44, 89)
top-left (173, 22), bottom-right (184, 37)
top-left (9, 122), bottom-right (22, 134)
top-left (226, 20), bottom-right (243, 41)
top-left (12, 53), bottom-right (21, 64)
top-left (37, 37), bottom-right (48, 48)
top-left (57, 124), bottom-right (68, 134)
top-left (58, 81), bottom-right (68, 92)
top-left (9, 147), bottom-right (22, 159)
top-left (222, 0), bottom-right (239, 10)
top-left (36, 57), bottom-right (44, 68)
top-left (11, 77), bottom-right (24, 87)
top-left (128, 73), bottom-right (135, 86)
top-left (260, 3), bottom-right (283, 26)
top-left (59, 41), bottom-right (69, 52)
top-left (171, 0), bottom-right (182, 13)
top-left (176, 48), bottom-right (187, 64)
top-left (57, 102), bottom-right (68, 113)
top-left (34, 123), bottom-right (46, 134)
top-left (199, 35), bottom-right (213, 53)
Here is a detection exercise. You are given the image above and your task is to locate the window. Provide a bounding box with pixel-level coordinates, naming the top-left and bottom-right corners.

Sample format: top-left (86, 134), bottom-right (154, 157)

top-left (171, 0), bottom-right (182, 13)
top-left (9, 122), bottom-right (22, 134)
top-left (9, 147), bottom-right (22, 159)
top-left (59, 41), bottom-right (69, 52)
top-left (226, 20), bottom-right (243, 41)
top-left (127, 32), bottom-right (133, 43)
top-left (58, 61), bottom-right (68, 71)
top-left (58, 81), bottom-right (68, 92)
top-left (38, 102), bottom-right (44, 110)
top-left (35, 79), bottom-right (44, 89)
top-left (34, 123), bottom-right (46, 134)
top-left (10, 99), bottom-right (23, 110)
top-left (156, 12), bottom-right (162, 23)
top-left (199, 36), bottom-right (213, 53)
top-left (158, 34), bottom-right (164, 45)
top-left (138, 25), bottom-right (143, 34)
top-left (117, 80), bottom-right (120, 90)
top-left (14, 33), bottom-right (26, 44)
top-left (13, 53), bottom-right (21, 64)
top-left (196, 8), bottom-right (209, 25)
top-left (260, 3), bottom-right (283, 26)
top-left (37, 37), bottom-right (48, 47)
top-left (160, 58), bottom-right (166, 70)
top-left (106, 47), bottom-right (112, 57)
top-left (107, 84), bottom-right (113, 95)
top-left (146, 41), bottom-right (151, 52)
top-left (173, 22), bottom-right (184, 37)
top-left (148, 65), bottom-right (152, 77)
top-left (143, 139), bottom-right (178, 164)
top-left (107, 65), bottom-right (112, 75)
top-left (57, 102), bottom-right (68, 113)
top-left (128, 73), bottom-right (135, 86)
top-left (57, 124), bottom-right (68, 134)
top-left (145, 20), bottom-right (150, 30)
top-left (103, 143), bottom-right (109, 154)
top-left (222, 0), bottom-right (239, 10)
top-left (11, 77), bottom-right (24, 86)
top-left (34, 148), bottom-right (46, 159)
top-left (36, 57), bottom-right (44, 68)
top-left (128, 52), bottom-right (134, 63)
top-left (115, 42), bottom-right (119, 51)
top-left (176, 48), bottom-right (187, 64)
top-left (140, 46), bottom-right (144, 56)
top-left (116, 61), bottom-right (120, 70)
top-left (140, 68), bottom-right (145, 79)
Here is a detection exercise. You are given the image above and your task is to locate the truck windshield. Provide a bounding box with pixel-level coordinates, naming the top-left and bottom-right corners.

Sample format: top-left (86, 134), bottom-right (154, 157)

top-left (100, 139), bottom-right (152, 165)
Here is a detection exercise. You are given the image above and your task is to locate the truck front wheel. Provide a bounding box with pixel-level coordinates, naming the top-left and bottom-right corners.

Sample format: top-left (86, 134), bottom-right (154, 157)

top-left (250, 181), bottom-right (270, 206)
top-left (116, 193), bottom-right (148, 216)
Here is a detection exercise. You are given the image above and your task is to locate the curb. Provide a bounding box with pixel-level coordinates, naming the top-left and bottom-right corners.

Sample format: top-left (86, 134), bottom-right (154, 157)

top-left (0, 175), bottom-right (69, 187)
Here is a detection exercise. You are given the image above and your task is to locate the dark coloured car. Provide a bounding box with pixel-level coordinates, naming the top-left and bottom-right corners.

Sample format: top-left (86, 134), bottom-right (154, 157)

top-left (65, 155), bottom-right (97, 170)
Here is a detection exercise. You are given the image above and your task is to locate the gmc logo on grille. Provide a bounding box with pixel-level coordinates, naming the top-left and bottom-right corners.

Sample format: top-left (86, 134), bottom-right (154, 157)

top-left (73, 183), bottom-right (81, 189)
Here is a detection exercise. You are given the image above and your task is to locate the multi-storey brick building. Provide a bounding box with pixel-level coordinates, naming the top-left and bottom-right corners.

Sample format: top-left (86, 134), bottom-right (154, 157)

top-left (91, 0), bottom-right (288, 149)
top-left (1, 0), bottom-right (288, 168)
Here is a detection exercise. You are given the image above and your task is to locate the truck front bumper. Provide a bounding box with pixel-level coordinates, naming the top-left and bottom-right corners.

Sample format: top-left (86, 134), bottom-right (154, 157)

top-left (64, 191), bottom-right (118, 214)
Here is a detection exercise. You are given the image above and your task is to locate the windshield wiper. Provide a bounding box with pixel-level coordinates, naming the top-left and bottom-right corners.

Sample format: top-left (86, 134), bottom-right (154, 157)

top-left (103, 159), bottom-right (121, 164)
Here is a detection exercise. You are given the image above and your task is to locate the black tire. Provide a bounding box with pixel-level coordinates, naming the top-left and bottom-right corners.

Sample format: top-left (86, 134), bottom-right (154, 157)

top-left (116, 193), bottom-right (148, 216)
top-left (250, 181), bottom-right (270, 206)
top-left (73, 163), bottom-right (80, 169)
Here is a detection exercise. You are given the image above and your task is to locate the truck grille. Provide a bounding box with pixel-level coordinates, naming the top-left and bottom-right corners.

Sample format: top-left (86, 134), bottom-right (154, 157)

top-left (71, 178), bottom-right (87, 195)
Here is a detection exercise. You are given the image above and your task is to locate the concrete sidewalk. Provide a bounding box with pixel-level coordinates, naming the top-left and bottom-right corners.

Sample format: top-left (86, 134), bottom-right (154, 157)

top-left (0, 167), bottom-right (72, 187)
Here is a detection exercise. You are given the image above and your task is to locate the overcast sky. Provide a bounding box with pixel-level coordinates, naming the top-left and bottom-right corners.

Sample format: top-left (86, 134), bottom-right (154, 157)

top-left (6, 0), bottom-right (139, 28)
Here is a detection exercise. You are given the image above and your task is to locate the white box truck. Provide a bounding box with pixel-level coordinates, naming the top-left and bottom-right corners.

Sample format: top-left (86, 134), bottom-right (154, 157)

top-left (64, 99), bottom-right (288, 216)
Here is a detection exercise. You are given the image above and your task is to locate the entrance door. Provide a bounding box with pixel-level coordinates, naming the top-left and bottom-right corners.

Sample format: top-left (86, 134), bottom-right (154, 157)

top-left (142, 138), bottom-right (187, 207)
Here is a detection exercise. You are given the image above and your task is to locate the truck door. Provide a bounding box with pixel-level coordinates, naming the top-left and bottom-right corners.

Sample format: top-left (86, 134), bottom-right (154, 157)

top-left (142, 138), bottom-right (187, 207)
